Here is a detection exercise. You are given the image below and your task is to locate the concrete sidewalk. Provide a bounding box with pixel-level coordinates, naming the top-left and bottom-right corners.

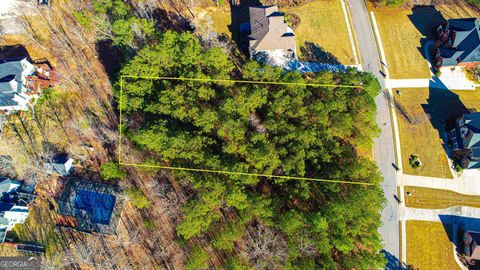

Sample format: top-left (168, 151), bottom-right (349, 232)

top-left (386, 79), bottom-right (430, 88)
top-left (386, 77), bottom-right (475, 90)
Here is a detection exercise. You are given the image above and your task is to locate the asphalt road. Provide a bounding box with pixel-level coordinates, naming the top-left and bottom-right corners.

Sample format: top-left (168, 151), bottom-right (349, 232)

top-left (346, 0), bottom-right (401, 264)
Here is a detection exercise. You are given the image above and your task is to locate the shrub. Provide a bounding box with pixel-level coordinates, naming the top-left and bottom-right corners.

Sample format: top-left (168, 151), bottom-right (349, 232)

top-left (455, 163), bottom-right (463, 173)
top-left (408, 155), bottom-right (421, 169)
top-left (465, 66), bottom-right (480, 83)
top-left (73, 11), bottom-right (91, 29)
top-left (467, 0), bottom-right (480, 8)
top-left (125, 187), bottom-right (151, 209)
top-left (380, 0), bottom-right (406, 7)
top-left (186, 246), bottom-right (209, 270)
top-left (143, 219), bottom-right (156, 229)
top-left (100, 162), bottom-right (126, 180)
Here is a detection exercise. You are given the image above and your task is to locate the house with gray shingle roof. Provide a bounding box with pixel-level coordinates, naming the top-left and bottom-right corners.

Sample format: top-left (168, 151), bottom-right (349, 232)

top-left (434, 18), bottom-right (480, 68)
top-left (0, 58), bottom-right (35, 112)
top-left (464, 231), bottom-right (480, 262)
top-left (449, 112), bottom-right (480, 169)
top-left (248, 6), bottom-right (296, 66)
top-left (43, 154), bottom-right (74, 176)
top-left (0, 177), bottom-right (34, 243)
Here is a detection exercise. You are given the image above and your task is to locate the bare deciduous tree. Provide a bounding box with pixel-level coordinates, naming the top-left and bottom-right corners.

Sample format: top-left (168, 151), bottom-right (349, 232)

top-left (241, 223), bottom-right (288, 270)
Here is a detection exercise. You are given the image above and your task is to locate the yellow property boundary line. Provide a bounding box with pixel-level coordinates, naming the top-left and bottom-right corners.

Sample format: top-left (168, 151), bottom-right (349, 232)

top-left (118, 75), bottom-right (374, 186)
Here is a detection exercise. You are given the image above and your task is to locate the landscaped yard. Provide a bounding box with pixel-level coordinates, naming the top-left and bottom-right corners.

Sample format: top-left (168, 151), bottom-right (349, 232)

top-left (407, 221), bottom-right (459, 270)
top-left (374, 3), bottom-right (480, 79)
top-left (203, 0), bottom-right (356, 65)
top-left (395, 87), bottom-right (480, 178)
top-left (405, 186), bottom-right (480, 209)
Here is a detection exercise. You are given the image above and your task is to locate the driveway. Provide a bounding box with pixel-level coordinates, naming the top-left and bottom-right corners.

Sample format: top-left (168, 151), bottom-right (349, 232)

top-left (347, 0), bottom-right (400, 263)
top-left (402, 206), bottom-right (480, 223)
top-left (401, 171), bottom-right (480, 195)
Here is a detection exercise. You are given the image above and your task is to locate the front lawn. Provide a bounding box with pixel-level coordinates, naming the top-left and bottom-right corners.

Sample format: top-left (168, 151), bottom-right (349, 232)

top-left (407, 221), bottom-right (459, 270)
top-left (395, 87), bottom-right (480, 178)
top-left (374, 3), bottom-right (480, 79)
top-left (285, 0), bottom-right (355, 64)
top-left (374, 7), bottom-right (437, 79)
top-left (405, 186), bottom-right (480, 209)
top-left (394, 88), bottom-right (453, 178)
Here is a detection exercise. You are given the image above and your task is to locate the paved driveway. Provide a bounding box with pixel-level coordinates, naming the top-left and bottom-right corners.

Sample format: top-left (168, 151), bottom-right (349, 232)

top-left (402, 206), bottom-right (480, 223)
top-left (401, 171), bottom-right (480, 195)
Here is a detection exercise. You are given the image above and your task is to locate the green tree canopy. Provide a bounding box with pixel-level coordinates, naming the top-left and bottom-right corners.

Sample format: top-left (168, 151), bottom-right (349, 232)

top-left (118, 30), bottom-right (386, 269)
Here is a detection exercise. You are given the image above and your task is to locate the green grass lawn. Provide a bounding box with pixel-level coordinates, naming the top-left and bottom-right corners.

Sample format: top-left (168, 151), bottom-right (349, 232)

top-left (405, 186), bottom-right (480, 209)
top-left (407, 221), bottom-right (459, 270)
top-left (204, 0), bottom-right (355, 65)
top-left (396, 87), bottom-right (480, 178)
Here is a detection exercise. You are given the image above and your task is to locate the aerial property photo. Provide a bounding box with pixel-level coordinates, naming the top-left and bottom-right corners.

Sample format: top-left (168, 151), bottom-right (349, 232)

top-left (1, 0), bottom-right (480, 269)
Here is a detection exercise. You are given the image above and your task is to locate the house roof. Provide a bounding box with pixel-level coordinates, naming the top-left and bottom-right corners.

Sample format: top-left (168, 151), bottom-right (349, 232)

top-left (43, 154), bottom-right (74, 176)
top-left (0, 58), bottom-right (34, 110)
top-left (467, 231), bottom-right (480, 259)
top-left (449, 18), bottom-right (478, 31)
top-left (0, 58), bottom-right (33, 86)
top-left (248, 6), bottom-right (296, 53)
top-left (441, 18), bottom-right (480, 66)
top-left (453, 113), bottom-right (480, 168)
top-left (0, 178), bottom-right (21, 196)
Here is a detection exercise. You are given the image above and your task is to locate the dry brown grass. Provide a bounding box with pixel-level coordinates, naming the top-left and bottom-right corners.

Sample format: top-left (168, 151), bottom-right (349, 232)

top-left (395, 87), bottom-right (480, 178)
top-left (405, 186), bottom-right (480, 209)
top-left (374, 8), bottom-right (432, 79)
top-left (204, 0), bottom-right (355, 64)
top-left (406, 221), bottom-right (459, 270)
top-left (374, 3), bottom-right (480, 79)
top-left (394, 88), bottom-right (453, 178)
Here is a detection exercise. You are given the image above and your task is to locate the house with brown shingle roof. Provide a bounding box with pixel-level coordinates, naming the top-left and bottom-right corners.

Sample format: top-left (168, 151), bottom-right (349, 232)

top-left (464, 231), bottom-right (480, 261)
top-left (248, 6), bottom-right (296, 65)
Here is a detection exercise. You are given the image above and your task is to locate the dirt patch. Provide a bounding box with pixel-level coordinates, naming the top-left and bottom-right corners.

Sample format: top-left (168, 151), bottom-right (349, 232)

top-left (285, 12), bottom-right (301, 30)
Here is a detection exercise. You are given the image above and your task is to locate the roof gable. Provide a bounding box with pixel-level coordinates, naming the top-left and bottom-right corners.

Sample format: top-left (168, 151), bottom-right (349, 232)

top-left (248, 6), bottom-right (296, 53)
top-left (440, 18), bottom-right (480, 64)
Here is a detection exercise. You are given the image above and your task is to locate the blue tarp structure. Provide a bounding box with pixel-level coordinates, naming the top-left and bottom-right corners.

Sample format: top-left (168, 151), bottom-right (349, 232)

top-left (74, 189), bottom-right (116, 225)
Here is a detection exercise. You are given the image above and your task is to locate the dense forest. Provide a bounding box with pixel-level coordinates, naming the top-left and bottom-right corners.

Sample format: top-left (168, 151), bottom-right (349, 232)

top-left (119, 30), bottom-right (386, 268)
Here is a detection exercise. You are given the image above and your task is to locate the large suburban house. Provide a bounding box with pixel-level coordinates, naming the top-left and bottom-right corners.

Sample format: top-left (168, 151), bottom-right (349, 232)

top-left (448, 112), bottom-right (480, 169)
top-left (0, 58), bottom-right (35, 111)
top-left (248, 5), bottom-right (296, 66)
top-left (464, 231), bottom-right (480, 263)
top-left (434, 18), bottom-right (480, 68)
top-left (0, 177), bottom-right (34, 243)
top-left (0, 56), bottom-right (53, 113)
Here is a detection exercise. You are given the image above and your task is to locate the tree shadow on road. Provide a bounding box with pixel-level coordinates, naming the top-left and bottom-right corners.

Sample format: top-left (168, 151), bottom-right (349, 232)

top-left (381, 250), bottom-right (407, 270)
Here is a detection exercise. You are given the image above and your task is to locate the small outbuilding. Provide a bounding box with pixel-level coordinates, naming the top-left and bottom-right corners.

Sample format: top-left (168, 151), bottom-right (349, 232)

top-left (43, 154), bottom-right (74, 176)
